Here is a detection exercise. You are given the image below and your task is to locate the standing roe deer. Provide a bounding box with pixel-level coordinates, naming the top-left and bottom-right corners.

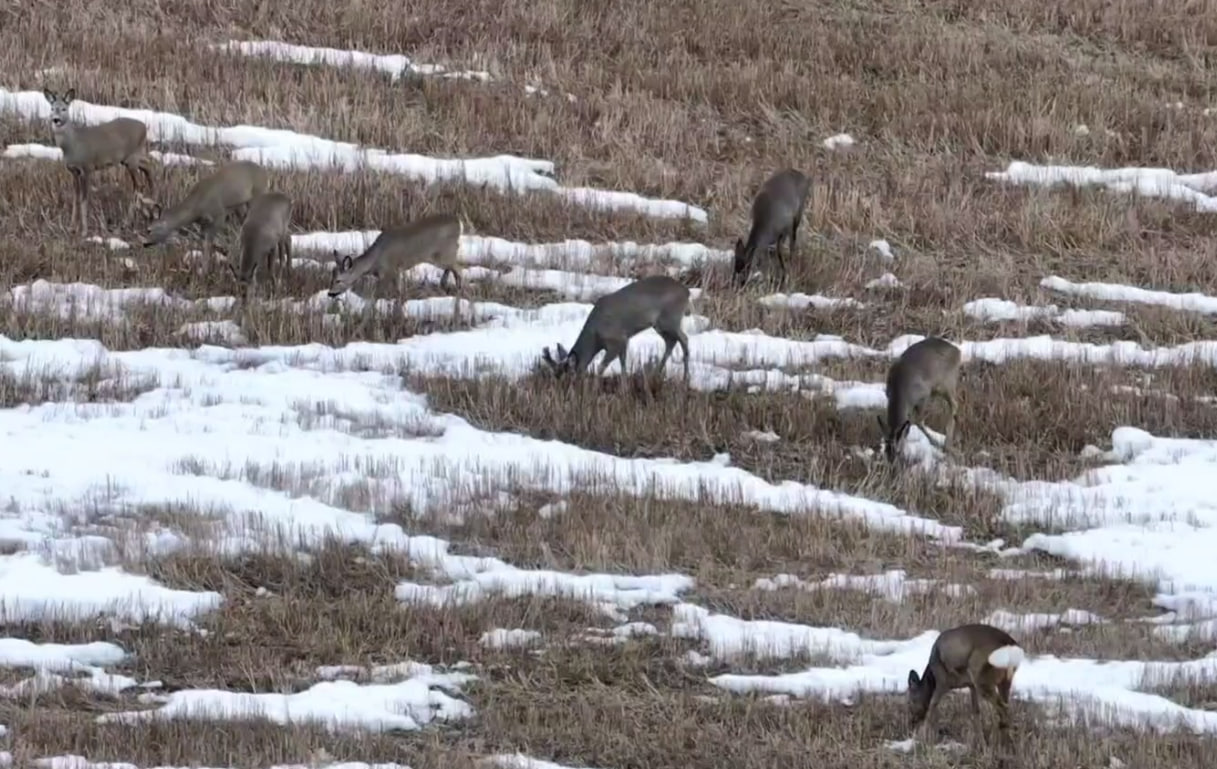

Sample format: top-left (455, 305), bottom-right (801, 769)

top-left (43, 88), bottom-right (155, 238)
top-left (327, 213), bottom-right (463, 298)
top-left (233, 191), bottom-right (293, 300)
top-left (878, 336), bottom-right (961, 462)
top-left (541, 275), bottom-right (691, 384)
top-left (142, 160), bottom-right (268, 263)
top-left (907, 623), bottom-right (1025, 743)
top-left (733, 168), bottom-right (811, 287)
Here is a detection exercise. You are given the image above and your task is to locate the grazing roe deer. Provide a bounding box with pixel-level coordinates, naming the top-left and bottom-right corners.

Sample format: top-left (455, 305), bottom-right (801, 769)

top-left (233, 192), bottom-right (292, 300)
top-left (327, 213), bottom-right (463, 298)
top-left (877, 336), bottom-right (961, 462)
top-left (142, 160), bottom-right (268, 263)
top-left (542, 275), bottom-right (692, 383)
top-left (907, 623), bottom-right (1025, 743)
top-left (43, 88), bottom-right (155, 238)
top-left (733, 168), bottom-right (811, 287)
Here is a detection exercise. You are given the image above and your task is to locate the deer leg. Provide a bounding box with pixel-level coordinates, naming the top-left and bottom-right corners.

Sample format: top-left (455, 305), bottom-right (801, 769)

top-left (968, 665), bottom-right (1010, 745)
top-left (123, 160), bottom-right (142, 194)
top-left (68, 171), bottom-right (81, 233)
top-left (598, 340), bottom-right (628, 379)
top-left (938, 389), bottom-right (958, 451)
top-left (596, 348), bottom-right (619, 377)
top-left (262, 246), bottom-right (278, 293)
top-left (201, 219), bottom-right (220, 264)
top-left (72, 169), bottom-right (89, 237)
top-left (437, 267), bottom-right (458, 321)
top-left (121, 162), bottom-right (148, 222)
top-left (655, 333), bottom-right (677, 375)
top-left (995, 677), bottom-right (1013, 734)
top-left (441, 266), bottom-right (462, 293)
top-left (961, 673), bottom-right (988, 742)
top-left (453, 269), bottom-right (464, 320)
top-left (905, 402), bottom-right (943, 450)
top-left (774, 234), bottom-right (789, 288)
top-left (138, 154), bottom-right (154, 196)
top-left (676, 329), bottom-right (690, 384)
top-left (912, 420), bottom-right (946, 450)
top-left (979, 683), bottom-right (1013, 745)
top-left (920, 686), bottom-right (947, 743)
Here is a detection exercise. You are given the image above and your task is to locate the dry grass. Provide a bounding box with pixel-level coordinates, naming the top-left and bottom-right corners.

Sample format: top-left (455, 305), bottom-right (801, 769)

top-left (418, 359), bottom-right (1217, 488)
top-left (1, 0), bottom-right (1216, 765)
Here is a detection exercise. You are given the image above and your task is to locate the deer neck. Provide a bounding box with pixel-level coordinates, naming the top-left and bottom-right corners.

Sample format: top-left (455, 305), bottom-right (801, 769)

top-left (347, 247), bottom-right (383, 279)
top-left (743, 219), bottom-right (773, 257)
top-left (50, 122), bottom-right (76, 151)
top-left (566, 319), bottom-right (602, 371)
top-left (886, 389), bottom-right (909, 437)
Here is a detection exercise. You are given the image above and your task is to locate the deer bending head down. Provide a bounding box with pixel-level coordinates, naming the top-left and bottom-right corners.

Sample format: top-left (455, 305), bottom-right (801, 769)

top-left (878, 336), bottom-right (962, 463)
top-left (542, 275), bottom-right (692, 383)
top-left (907, 623), bottom-right (1024, 745)
top-left (327, 213), bottom-right (464, 299)
top-left (732, 167), bottom-right (811, 288)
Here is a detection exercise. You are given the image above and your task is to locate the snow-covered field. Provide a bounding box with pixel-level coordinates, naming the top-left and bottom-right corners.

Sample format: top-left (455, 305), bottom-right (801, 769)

top-left (2, 16), bottom-right (1217, 769)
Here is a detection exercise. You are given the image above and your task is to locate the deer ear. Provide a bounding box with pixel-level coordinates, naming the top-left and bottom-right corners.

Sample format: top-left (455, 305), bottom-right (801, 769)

top-left (64, 88), bottom-right (75, 102)
top-left (555, 343), bottom-right (568, 359)
top-left (341, 256), bottom-right (353, 271)
top-left (42, 88), bottom-right (55, 102)
top-left (150, 203), bottom-right (163, 219)
top-left (908, 670), bottom-right (920, 687)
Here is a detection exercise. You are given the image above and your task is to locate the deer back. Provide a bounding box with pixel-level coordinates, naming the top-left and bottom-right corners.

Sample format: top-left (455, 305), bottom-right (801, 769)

top-left (209, 161), bottom-right (269, 209)
top-left (238, 193), bottom-right (292, 275)
top-left (388, 213), bottom-right (462, 268)
top-left (71, 119), bottom-right (149, 169)
top-left (932, 623), bottom-right (1019, 680)
top-left (592, 275), bottom-right (689, 339)
top-left (754, 169), bottom-right (809, 227)
top-left (888, 338), bottom-right (960, 397)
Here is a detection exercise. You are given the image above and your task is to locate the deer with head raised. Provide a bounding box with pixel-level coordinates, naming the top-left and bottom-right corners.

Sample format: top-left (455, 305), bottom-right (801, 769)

top-left (43, 88), bottom-right (155, 238)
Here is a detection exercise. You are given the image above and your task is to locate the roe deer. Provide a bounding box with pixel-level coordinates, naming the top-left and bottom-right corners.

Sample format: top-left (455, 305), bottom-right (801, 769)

top-left (233, 192), bottom-right (292, 300)
top-left (907, 623), bottom-right (1024, 743)
top-left (541, 275), bottom-right (691, 383)
top-left (327, 213), bottom-right (463, 298)
top-left (43, 88), bottom-right (155, 238)
top-left (142, 160), bottom-right (269, 262)
top-left (877, 336), bottom-right (961, 462)
top-left (733, 168), bottom-right (811, 287)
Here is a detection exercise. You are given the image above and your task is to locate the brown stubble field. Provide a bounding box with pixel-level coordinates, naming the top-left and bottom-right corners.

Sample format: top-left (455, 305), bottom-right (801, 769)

top-left (1, 0), bottom-right (1216, 767)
